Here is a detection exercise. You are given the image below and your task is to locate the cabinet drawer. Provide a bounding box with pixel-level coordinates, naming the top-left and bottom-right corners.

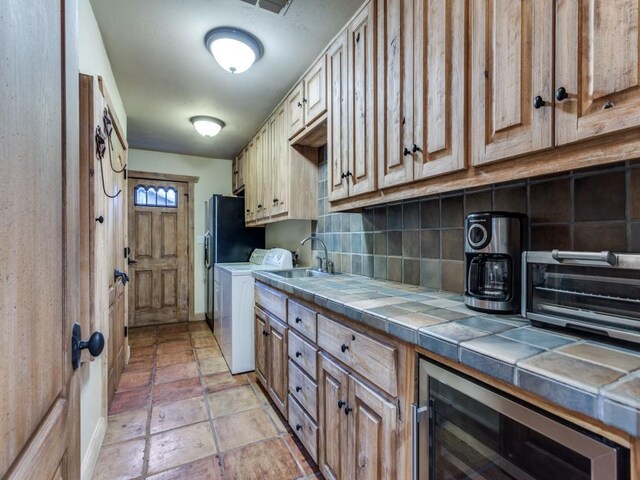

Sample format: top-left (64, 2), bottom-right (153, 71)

top-left (317, 315), bottom-right (398, 397)
top-left (288, 394), bottom-right (318, 463)
top-left (288, 329), bottom-right (318, 381)
top-left (255, 282), bottom-right (287, 320)
top-left (288, 359), bottom-right (318, 421)
top-left (288, 299), bottom-right (317, 342)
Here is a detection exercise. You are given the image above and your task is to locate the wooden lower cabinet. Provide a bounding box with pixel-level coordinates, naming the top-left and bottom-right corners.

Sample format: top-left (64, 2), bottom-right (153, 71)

top-left (268, 315), bottom-right (288, 417)
top-left (319, 353), bottom-right (397, 480)
top-left (254, 306), bottom-right (289, 418)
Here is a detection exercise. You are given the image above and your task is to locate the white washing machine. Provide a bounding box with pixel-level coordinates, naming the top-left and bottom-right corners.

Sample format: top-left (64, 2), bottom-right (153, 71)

top-left (214, 248), bottom-right (293, 374)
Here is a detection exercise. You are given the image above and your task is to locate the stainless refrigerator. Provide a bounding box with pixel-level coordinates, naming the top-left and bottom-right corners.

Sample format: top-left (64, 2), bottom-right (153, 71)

top-left (204, 195), bottom-right (264, 331)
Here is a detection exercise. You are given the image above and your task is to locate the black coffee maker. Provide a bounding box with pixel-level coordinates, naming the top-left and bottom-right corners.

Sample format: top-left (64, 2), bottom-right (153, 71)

top-left (464, 212), bottom-right (528, 314)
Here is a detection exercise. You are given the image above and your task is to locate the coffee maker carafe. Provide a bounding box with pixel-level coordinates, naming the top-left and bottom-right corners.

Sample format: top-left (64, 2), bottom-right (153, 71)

top-left (464, 212), bottom-right (527, 313)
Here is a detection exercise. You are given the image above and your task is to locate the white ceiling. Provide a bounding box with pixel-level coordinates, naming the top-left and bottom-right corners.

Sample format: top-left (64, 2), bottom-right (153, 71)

top-left (90, 0), bottom-right (363, 160)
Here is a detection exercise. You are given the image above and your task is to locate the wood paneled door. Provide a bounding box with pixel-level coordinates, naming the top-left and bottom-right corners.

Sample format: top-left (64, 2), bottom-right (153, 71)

top-left (0, 0), bottom-right (82, 478)
top-left (128, 174), bottom-right (191, 325)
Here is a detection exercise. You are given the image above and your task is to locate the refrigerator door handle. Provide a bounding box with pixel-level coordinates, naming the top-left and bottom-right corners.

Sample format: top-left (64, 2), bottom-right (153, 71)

top-left (204, 231), bottom-right (211, 269)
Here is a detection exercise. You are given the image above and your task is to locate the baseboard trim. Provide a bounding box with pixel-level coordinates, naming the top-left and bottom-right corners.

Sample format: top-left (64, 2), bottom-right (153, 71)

top-left (81, 416), bottom-right (106, 480)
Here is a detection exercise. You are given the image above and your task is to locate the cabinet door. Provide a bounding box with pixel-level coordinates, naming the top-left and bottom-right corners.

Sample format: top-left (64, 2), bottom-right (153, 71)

top-left (556, 0), bottom-right (640, 145)
top-left (231, 157), bottom-right (238, 192)
top-left (413, 0), bottom-right (467, 179)
top-left (470, 0), bottom-right (553, 166)
top-left (255, 307), bottom-right (268, 387)
top-left (268, 315), bottom-right (288, 417)
top-left (318, 354), bottom-right (350, 480)
top-left (347, 376), bottom-right (397, 480)
top-left (244, 142), bottom-right (256, 224)
top-left (348, 0), bottom-right (377, 197)
top-left (287, 82), bottom-right (305, 139)
top-left (257, 125), bottom-right (271, 220)
top-left (328, 29), bottom-right (350, 201)
top-left (304, 55), bottom-right (327, 125)
top-left (377, 0), bottom-right (415, 188)
top-left (237, 151), bottom-right (244, 191)
top-left (271, 105), bottom-right (289, 217)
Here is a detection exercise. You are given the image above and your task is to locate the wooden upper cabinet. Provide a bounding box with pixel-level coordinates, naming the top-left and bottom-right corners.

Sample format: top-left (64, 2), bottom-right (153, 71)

top-left (555, 0), bottom-right (640, 145)
top-left (270, 105), bottom-right (289, 217)
top-left (244, 142), bottom-right (256, 224)
top-left (287, 82), bottom-right (305, 139)
top-left (304, 55), bottom-right (328, 125)
top-left (413, 0), bottom-right (467, 179)
top-left (328, 29), bottom-right (350, 201)
top-left (470, 0), bottom-right (553, 166)
top-left (232, 152), bottom-right (244, 193)
top-left (377, 0), bottom-right (415, 188)
top-left (348, 0), bottom-right (377, 197)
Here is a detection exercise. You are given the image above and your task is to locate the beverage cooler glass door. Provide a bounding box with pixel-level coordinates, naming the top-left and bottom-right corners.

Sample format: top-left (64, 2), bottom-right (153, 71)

top-left (416, 359), bottom-right (628, 480)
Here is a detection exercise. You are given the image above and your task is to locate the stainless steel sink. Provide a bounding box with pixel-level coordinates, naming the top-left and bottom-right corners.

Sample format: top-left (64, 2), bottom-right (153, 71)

top-left (271, 268), bottom-right (337, 278)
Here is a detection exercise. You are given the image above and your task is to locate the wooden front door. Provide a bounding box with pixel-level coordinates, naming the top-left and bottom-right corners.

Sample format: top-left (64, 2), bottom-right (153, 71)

top-left (128, 177), bottom-right (189, 326)
top-left (0, 0), bottom-right (81, 478)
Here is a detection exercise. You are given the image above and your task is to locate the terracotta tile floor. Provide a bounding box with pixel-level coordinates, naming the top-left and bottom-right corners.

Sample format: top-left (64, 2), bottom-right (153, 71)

top-left (93, 322), bottom-right (321, 480)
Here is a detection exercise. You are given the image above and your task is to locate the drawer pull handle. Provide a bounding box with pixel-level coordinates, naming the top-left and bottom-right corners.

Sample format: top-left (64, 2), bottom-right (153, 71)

top-left (338, 400), bottom-right (345, 409)
top-left (344, 406), bottom-right (353, 415)
top-left (296, 386), bottom-right (302, 393)
top-left (296, 424), bottom-right (302, 431)
top-left (295, 317), bottom-right (302, 323)
top-left (341, 344), bottom-right (349, 353)
top-left (295, 351), bottom-right (302, 358)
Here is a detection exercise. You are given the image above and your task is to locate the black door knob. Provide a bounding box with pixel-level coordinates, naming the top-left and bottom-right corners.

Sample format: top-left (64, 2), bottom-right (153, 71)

top-left (71, 323), bottom-right (105, 370)
top-left (341, 344), bottom-right (349, 353)
top-left (114, 269), bottom-right (129, 285)
top-left (556, 87), bottom-right (568, 101)
top-left (533, 96), bottom-right (546, 109)
top-left (403, 147), bottom-right (411, 156)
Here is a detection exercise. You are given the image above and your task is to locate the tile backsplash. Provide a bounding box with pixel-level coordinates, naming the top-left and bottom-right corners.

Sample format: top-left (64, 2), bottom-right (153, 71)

top-left (313, 147), bottom-right (640, 292)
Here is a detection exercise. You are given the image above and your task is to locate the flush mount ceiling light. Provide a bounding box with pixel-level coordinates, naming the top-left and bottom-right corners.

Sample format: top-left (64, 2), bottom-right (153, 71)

top-left (204, 27), bottom-right (263, 74)
top-left (190, 116), bottom-right (225, 137)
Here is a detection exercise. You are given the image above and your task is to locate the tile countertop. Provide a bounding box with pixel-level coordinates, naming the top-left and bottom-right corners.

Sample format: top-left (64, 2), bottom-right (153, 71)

top-left (253, 270), bottom-right (640, 438)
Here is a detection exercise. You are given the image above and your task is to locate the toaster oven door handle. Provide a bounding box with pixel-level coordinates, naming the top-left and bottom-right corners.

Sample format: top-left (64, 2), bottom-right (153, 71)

top-left (551, 250), bottom-right (617, 266)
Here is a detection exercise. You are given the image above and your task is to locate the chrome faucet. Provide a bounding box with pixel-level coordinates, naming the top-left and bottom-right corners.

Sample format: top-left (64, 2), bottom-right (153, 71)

top-left (300, 236), bottom-right (334, 274)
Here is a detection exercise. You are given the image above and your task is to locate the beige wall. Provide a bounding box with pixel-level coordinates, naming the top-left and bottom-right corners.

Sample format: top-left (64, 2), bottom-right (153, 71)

top-left (128, 149), bottom-right (233, 316)
top-left (78, 0), bottom-right (127, 477)
top-left (265, 220), bottom-right (314, 267)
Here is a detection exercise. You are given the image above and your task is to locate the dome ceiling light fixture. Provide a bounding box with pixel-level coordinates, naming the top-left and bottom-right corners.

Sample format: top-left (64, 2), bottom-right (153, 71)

top-left (190, 116), bottom-right (225, 137)
top-left (204, 27), bottom-right (264, 74)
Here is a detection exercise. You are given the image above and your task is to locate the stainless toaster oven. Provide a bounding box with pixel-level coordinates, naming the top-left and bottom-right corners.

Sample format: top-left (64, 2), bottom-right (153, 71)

top-left (522, 250), bottom-right (640, 343)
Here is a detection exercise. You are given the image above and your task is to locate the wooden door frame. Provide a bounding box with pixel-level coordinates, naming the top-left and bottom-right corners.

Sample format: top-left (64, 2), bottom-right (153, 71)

top-left (128, 170), bottom-right (199, 321)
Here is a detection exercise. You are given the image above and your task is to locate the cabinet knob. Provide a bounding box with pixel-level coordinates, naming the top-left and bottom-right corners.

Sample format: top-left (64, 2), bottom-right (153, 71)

top-left (340, 172), bottom-right (346, 179)
top-left (257, 204), bottom-right (262, 209)
top-left (533, 96), bottom-right (546, 109)
top-left (302, 98), bottom-right (308, 104)
top-left (345, 171), bottom-right (352, 178)
top-left (337, 400), bottom-right (345, 409)
top-left (296, 424), bottom-right (302, 431)
top-left (296, 386), bottom-right (302, 393)
top-left (344, 406), bottom-right (353, 415)
top-left (295, 317), bottom-right (302, 323)
top-left (262, 330), bottom-right (269, 336)
top-left (412, 144), bottom-right (422, 154)
top-left (246, 209), bottom-right (250, 213)
top-left (341, 344), bottom-right (349, 353)
top-left (556, 87), bottom-right (568, 101)
top-left (297, 101), bottom-right (303, 108)
top-left (295, 351), bottom-right (302, 358)
top-left (403, 147), bottom-right (411, 156)
top-left (273, 198), bottom-right (278, 204)
top-left (95, 215), bottom-right (104, 223)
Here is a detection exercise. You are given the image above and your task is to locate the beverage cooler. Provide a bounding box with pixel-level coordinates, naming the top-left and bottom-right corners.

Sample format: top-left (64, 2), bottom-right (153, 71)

top-left (414, 359), bottom-right (629, 480)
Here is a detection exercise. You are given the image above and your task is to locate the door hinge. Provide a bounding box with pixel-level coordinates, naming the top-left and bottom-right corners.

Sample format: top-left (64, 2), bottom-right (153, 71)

top-left (124, 167), bottom-right (127, 179)
top-left (124, 325), bottom-right (128, 338)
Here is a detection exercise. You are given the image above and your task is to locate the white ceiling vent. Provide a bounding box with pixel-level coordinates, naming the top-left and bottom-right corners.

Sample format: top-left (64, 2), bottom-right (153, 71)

top-left (240, 0), bottom-right (293, 15)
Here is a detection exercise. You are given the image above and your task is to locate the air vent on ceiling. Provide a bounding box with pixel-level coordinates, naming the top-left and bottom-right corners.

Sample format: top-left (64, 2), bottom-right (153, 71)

top-left (240, 0), bottom-right (292, 15)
